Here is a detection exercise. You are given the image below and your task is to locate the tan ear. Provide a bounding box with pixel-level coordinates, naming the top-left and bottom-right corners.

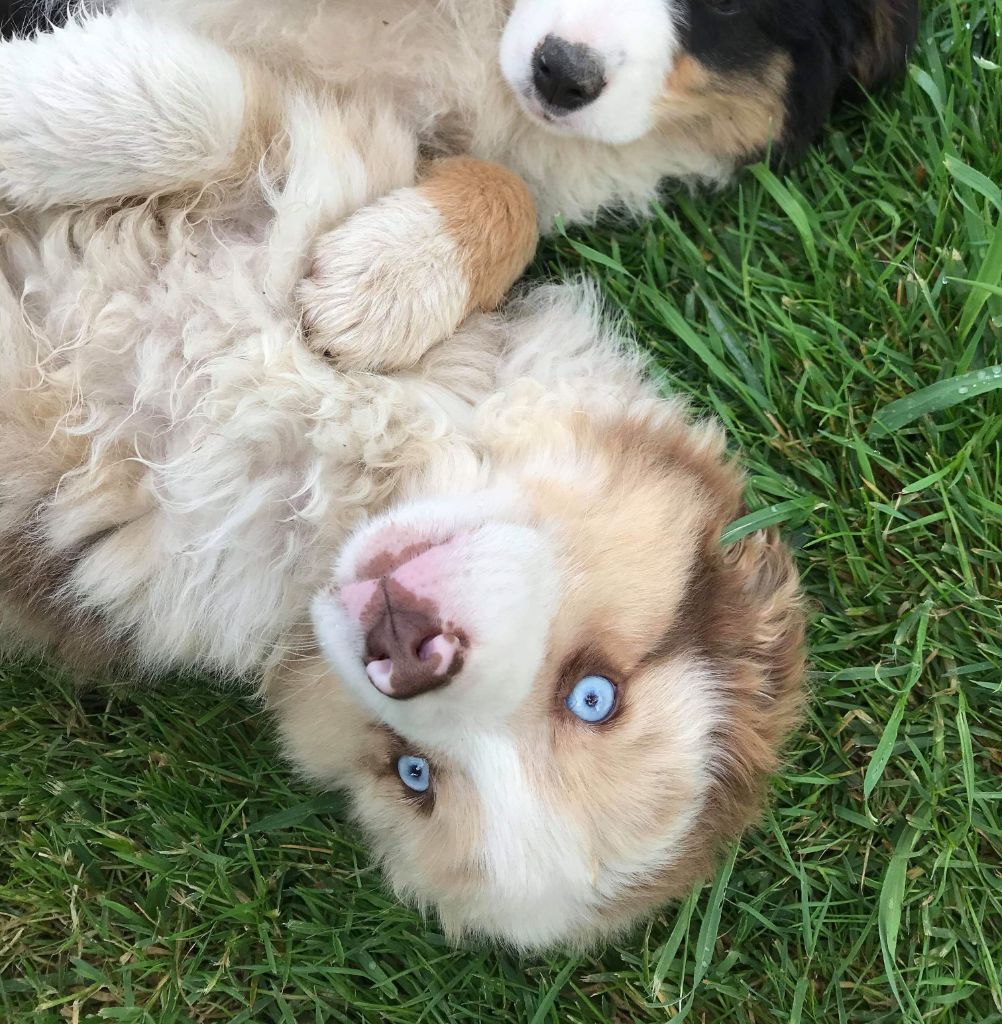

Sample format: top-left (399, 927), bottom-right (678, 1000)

top-left (851, 0), bottom-right (919, 91)
top-left (657, 528), bottom-right (807, 889)
top-left (719, 528), bottom-right (806, 723)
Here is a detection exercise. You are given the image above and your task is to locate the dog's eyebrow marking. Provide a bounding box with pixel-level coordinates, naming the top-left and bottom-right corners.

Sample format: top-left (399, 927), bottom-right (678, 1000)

top-left (638, 545), bottom-right (716, 668)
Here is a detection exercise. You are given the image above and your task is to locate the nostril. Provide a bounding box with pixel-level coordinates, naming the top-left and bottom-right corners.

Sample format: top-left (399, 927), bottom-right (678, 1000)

top-left (365, 658), bottom-right (394, 695)
top-left (418, 633), bottom-right (461, 673)
top-left (363, 603), bottom-right (465, 699)
top-left (417, 635), bottom-right (438, 658)
top-left (531, 35), bottom-right (606, 114)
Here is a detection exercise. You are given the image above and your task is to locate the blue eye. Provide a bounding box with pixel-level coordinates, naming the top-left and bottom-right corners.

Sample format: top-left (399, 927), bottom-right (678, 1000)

top-left (397, 755), bottom-right (431, 793)
top-left (565, 675), bottom-right (617, 723)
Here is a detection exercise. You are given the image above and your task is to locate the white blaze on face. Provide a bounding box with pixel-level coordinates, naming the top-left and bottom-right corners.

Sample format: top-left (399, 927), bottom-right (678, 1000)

top-left (449, 731), bottom-right (597, 945)
top-left (499, 0), bottom-right (679, 144)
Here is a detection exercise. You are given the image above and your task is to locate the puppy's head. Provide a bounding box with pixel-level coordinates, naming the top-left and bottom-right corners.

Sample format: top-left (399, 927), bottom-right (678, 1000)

top-left (275, 398), bottom-right (805, 949)
top-left (499, 0), bottom-right (918, 159)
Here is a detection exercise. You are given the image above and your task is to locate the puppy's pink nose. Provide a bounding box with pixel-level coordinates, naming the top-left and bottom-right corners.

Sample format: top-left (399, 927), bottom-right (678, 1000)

top-left (364, 598), bottom-right (464, 700)
top-left (339, 578), bottom-right (379, 625)
top-left (338, 537), bottom-right (468, 698)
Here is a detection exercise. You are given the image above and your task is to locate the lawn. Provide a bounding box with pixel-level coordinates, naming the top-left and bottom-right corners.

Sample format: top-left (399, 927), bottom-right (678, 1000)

top-left (2, 1), bottom-right (1000, 1021)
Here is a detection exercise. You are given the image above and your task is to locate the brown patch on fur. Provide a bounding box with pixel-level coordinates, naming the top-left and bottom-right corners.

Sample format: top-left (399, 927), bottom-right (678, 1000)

top-left (525, 410), bottom-right (744, 686)
top-left (357, 540), bottom-right (438, 583)
top-left (525, 410), bottom-right (804, 931)
top-left (611, 529), bottom-right (806, 919)
top-left (418, 156), bottom-right (539, 315)
top-left (657, 52), bottom-right (791, 158)
top-left (0, 515), bottom-right (132, 673)
top-left (600, 414), bottom-right (745, 526)
top-left (665, 53), bottom-right (714, 95)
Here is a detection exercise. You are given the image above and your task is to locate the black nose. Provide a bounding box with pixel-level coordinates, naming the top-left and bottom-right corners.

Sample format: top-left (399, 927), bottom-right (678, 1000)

top-left (531, 35), bottom-right (606, 113)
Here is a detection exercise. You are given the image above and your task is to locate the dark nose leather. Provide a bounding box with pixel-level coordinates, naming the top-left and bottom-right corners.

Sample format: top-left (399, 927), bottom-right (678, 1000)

top-left (531, 35), bottom-right (606, 113)
top-left (364, 583), bottom-right (464, 700)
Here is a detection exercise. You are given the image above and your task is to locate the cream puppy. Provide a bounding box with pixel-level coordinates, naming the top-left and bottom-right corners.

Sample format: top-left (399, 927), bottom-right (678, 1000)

top-left (0, 10), bottom-right (805, 947)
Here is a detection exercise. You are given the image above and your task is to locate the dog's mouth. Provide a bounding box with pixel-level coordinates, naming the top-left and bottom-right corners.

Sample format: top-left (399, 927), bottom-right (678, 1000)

top-left (512, 85), bottom-right (578, 133)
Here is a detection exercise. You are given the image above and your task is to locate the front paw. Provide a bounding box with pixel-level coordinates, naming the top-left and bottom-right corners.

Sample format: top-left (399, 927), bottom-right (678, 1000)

top-left (297, 191), bottom-right (472, 372)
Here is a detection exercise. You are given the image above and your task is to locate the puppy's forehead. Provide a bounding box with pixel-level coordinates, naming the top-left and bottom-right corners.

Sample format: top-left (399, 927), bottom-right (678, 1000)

top-left (529, 441), bottom-right (735, 662)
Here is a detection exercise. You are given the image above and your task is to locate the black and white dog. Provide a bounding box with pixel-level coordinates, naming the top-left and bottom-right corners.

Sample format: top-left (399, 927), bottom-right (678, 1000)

top-left (1, 0), bottom-right (918, 223)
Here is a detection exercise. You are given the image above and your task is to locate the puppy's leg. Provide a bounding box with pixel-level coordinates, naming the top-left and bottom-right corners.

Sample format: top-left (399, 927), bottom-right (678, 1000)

top-left (297, 157), bottom-right (539, 372)
top-left (0, 10), bottom-right (277, 208)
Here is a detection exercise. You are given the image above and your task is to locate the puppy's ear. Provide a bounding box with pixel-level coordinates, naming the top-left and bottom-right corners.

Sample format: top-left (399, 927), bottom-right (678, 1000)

top-left (849, 0), bottom-right (919, 92)
top-left (689, 528), bottom-right (806, 857)
top-left (719, 528), bottom-right (806, 727)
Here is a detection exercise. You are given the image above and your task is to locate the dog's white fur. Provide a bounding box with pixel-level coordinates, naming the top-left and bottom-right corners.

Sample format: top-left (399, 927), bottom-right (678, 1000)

top-left (500, 0), bottom-right (678, 145)
top-left (0, 0), bottom-right (775, 370)
top-left (0, 9), bottom-right (804, 948)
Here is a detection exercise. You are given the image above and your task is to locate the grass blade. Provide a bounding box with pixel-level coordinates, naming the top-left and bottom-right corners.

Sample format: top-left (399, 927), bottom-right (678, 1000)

top-left (879, 826), bottom-right (919, 1015)
top-left (748, 163), bottom-right (819, 269)
top-left (651, 888), bottom-right (698, 996)
top-left (863, 690), bottom-right (908, 798)
top-left (870, 364), bottom-right (1002, 436)
top-left (528, 960), bottom-right (577, 1024)
top-left (720, 499), bottom-right (815, 545)
top-left (691, 843), bottom-right (738, 990)
top-left (945, 154), bottom-right (1002, 212)
top-left (958, 217), bottom-right (1002, 338)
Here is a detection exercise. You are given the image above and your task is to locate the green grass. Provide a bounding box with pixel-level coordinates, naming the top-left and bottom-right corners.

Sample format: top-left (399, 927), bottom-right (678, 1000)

top-left (2, 2), bottom-right (1001, 1021)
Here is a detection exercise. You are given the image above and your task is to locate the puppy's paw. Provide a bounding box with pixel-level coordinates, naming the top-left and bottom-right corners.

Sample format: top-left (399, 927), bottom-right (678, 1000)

top-left (298, 159), bottom-right (538, 372)
top-left (298, 192), bottom-right (473, 372)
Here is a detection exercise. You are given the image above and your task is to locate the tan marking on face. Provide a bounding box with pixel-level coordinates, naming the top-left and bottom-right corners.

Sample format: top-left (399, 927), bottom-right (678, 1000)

top-left (665, 53), bottom-right (714, 95)
top-left (522, 413), bottom-right (804, 934)
top-left (593, 527), bottom-right (806, 930)
top-left (418, 156), bottom-right (539, 315)
top-left (657, 52), bottom-right (792, 158)
top-left (513, 415), bottom-right (737, 855)
top-left (267, 650), bottom-right (485, 900)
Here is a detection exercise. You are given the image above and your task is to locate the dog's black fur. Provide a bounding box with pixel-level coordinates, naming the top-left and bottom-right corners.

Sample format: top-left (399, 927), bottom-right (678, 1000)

top-left (679, 0), bottom-right (918, 160)
top-left (0, 0), bottom-right (61, 37)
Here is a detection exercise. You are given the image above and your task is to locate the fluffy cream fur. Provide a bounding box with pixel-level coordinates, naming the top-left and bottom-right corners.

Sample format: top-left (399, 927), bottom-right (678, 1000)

top-left (0, 10), bottom-right (806, 948)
